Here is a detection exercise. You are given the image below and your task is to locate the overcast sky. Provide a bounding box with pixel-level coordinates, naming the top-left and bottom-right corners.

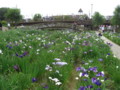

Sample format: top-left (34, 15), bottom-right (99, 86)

top-left (0, 0), bottom-right (120, 18)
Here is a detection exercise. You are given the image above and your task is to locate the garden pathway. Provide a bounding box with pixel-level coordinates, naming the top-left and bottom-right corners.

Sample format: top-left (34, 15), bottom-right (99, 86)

top-left (97, 32), bottom-right (120, 59)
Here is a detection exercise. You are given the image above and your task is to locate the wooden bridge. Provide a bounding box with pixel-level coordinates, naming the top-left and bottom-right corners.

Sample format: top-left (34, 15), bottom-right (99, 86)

top-left (16, 20), bottom-right (110, 30)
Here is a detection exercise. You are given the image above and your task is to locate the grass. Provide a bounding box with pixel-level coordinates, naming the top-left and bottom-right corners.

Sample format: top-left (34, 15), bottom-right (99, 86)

top-left (0, 29), bottom-right (120, 90)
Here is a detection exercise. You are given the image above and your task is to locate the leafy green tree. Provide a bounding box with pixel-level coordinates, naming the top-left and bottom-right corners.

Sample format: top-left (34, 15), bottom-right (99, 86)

top-left (53, 15), bottom-right (64, 21)
top-left (0, 7), bottom-right (9, 21)
top-left (5, 8), bottom-right (22, 23)
top-left (33, 14), bottom-right (42, 21)
top-left (111, 5), bottom-right (120, 30)
top-left (64, 15), bottom-right (73, 20)
top-left (92, 12), bottom-right (105, 28)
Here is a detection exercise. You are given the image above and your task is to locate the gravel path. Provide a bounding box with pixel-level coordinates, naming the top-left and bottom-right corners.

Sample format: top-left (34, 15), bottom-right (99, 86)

top-left (100, 35), bottom-right (120, 59)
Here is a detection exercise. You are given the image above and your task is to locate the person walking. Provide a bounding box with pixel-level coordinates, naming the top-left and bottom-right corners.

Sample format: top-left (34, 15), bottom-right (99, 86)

top-left (7, 23), bottom-right (11, 29)
top-left (98, 25), bottom-right (102, 36)
top-left (0, 22), bottom-right (2, 30)
top-left (101, 25), bottom-right (105, 32)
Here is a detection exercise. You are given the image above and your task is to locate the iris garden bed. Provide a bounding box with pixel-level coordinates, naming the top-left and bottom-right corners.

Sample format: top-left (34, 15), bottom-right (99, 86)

top-left (0, 29), bottom-right (120, 90)
top-left (104, 32), bottom-right (120, 45)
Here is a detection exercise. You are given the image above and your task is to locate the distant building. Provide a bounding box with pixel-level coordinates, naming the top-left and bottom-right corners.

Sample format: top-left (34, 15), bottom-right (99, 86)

top-left (105, 16), bottom-right (112, 20)
top-left (78, 8), bottom-right (83, 15)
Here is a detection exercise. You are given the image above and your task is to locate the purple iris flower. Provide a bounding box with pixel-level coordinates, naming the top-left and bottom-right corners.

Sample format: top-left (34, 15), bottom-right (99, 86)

top-left (13, 65), bottom-right (19, 71)
top-left (95, 80), bottom-right (102, 86)
top-left (82, 72), bottom-right (88, 77)
top-left (22, 51), bottom-right (29, 56)
top-left (98, 58), bottom-right (103, 61)
top-left (87, 85), bottom-right (93, 88)
top-left (16, 51), bottom-right (29, 58)
top-left (43, 85), bottom-right (49, 89)
top-left (76, 67), bottom-right (81, 71)
top-left (92, 77), bottom-right (97, 83)
top-left (96, 72), bottom-right (104, 77)
top-left (6, 45), bottom-right (13, 49)
top-left (92, 78), bottom-right (101, 86)
top-left (88, 67), bottom-right (98, 72)
top-left (83, 79), bottom-right (88, 81)
top-left (93, 67), bottom-right (97, 71)
top-left (16, 53), bottom-right (19, 56)
top-left (19, 55), bottom-right (23, 58)
top-left (107, 53), bottom-right (110, 55)
top-left (32, 78), bottom-right (37, 82)
top-left (78, 67), bottom-right (86, 72)
top-left (78, 86), bottom-right (86, 90)
top-left (84, 41), bottom-right (87, 43)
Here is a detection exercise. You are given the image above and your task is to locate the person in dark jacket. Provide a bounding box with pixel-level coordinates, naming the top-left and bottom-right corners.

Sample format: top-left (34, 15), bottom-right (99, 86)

top-left (0, 22), bottom-right (2, 30)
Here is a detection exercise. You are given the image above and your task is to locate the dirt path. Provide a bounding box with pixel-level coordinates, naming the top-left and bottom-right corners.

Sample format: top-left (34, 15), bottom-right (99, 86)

top-left (97, 32), bottom-right (120, 59)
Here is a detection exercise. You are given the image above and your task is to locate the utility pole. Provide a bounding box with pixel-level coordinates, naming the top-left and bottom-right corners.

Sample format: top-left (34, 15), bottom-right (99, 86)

top-left (16, 4), bottom-right (18, 8)
top-left (89, 10), bottom-right (90, 18)
top-left (91, 4), bottom-right (93, 18)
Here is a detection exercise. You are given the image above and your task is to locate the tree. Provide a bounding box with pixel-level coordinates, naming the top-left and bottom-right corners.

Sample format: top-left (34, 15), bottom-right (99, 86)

top-left (92, 12), bottom-right (105, 28)
top-left (79, 14), bottom-right (89, 20)
top-left (111, 5), bottom-right (120, 30)
top-left (0, 7), bottom-right (9, 21)
top-left (33, 14), bottom-right (42, 21)
top-left (5, 8), bottom-right (22, 23)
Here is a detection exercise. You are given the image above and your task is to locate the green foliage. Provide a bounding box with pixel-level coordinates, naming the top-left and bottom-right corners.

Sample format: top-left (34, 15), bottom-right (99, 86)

top-left (92, 12), bottom-right (105, 27)
top-left (111, 5), bottom-right (120, 26)
top-left (5, 8), bottom-right (22, 23)
top-left (1, 20), bottom-right (7, 26)
top-left (0, 7), bottom-right (9, 21)
top-left (33, 14), bottom-right (42, 21)
top-left (63, 15), bottom-right (73, 21)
